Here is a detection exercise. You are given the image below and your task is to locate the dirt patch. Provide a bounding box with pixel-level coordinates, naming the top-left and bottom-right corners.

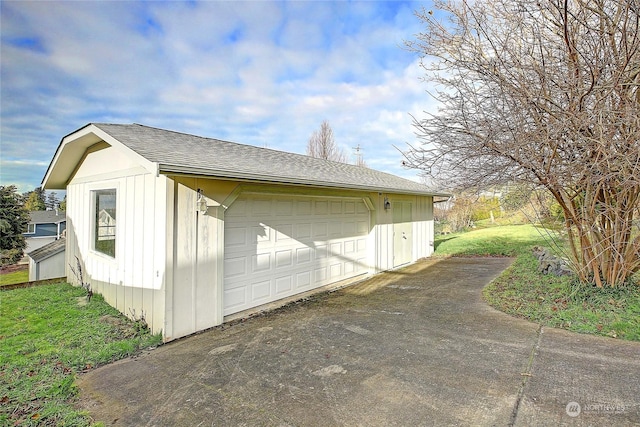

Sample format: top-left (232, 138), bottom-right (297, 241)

top-left (99, 315), bottom-right (141, 339)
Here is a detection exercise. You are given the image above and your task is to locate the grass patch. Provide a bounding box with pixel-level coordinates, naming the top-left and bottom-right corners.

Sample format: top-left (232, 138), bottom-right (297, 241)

top-left (483, 254), bottom-right (640, 341)
top-left (0, 267), bottom-right (28, 286)
top-left (434, 224), bottom-right (640, 342)
top-left (0, 283), bottom-right (163, 426)
top-left (435, 224), bottom-right (550, 256)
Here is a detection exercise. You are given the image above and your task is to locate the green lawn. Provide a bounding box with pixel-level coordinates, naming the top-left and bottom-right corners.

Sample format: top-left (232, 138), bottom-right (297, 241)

top-left (0, 268), bottom-right (28, 286)
top-left (0, 283), bottom-right (162, 426)
top-left (435, 224), bottom-right (550, 256)
top-left (434, 224), bottom-right (640, 342)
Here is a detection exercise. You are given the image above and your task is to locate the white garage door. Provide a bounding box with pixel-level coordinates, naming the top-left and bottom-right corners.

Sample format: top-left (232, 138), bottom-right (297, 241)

top-left (223, 194), bottom-right (370, 315)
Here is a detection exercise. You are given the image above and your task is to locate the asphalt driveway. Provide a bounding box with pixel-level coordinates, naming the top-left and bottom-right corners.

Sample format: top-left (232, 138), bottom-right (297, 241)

top-left (77, 257), bottom-right (640, 426)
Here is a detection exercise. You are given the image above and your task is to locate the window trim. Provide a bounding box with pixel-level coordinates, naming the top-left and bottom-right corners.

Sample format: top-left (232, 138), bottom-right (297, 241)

top-left (92, 188), bottom-right (117, 259)
top-left (26, 223), bottom-right (36, 234)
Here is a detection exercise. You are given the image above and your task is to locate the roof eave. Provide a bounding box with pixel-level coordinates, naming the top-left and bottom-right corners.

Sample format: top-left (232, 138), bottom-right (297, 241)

top-left (42, 123), bottom-right (159, 189)
top-left (158, 164), bottom-right (447, 197)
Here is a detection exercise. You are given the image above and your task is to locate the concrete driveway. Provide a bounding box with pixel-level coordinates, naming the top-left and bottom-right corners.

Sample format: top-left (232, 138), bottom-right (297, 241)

top-left (77, 257), bottom-right (640, 426)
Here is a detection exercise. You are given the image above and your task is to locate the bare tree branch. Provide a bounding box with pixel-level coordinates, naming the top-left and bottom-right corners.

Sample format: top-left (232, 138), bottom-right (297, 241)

top-left (306, 120), bottom-right (348, 163)
top-left (405, 0), bottom-right (640, 286)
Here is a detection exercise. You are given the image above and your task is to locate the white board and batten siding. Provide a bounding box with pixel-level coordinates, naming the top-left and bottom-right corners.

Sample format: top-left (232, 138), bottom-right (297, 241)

top-left (165, 180), bottom-right (224, 340)
top-left (412, 195), bottom-right (435, 261)
top-left (65, 145), bottom-right (168, 334)
top-left (373, 194), bottom-right (435, 271)
top-left (223, 194), bottom-right (371, 316)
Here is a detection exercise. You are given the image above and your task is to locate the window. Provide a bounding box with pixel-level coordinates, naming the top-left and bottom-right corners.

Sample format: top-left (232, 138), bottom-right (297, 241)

top-left (94, 189), bottom-right (116, 257)
top-left (26, 223), bottom-right (36, 234)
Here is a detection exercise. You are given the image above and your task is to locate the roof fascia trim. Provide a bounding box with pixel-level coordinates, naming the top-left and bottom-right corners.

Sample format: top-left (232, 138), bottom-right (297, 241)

top-left (42, 124), bottom-right (159, 189)
top-left (159, 164), bottom-right (445, 197)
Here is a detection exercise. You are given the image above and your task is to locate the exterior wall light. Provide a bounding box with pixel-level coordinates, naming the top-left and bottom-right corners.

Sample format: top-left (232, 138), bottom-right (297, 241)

top-left (384, 197), bottom-right (391, 210)
top-left (196, 189), bottom-right (208, 214)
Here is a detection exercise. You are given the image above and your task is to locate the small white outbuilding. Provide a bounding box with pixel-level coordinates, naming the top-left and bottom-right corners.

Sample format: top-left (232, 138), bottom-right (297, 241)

top-left (43, 123), bottom-right (448, 342)
top-left (27, 237), bottom-right (66, 282)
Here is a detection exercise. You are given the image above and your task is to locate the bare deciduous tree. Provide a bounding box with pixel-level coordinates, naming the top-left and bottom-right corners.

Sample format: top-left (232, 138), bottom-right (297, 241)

top-left (307, 120), bottom-right (348, 163)
top-left (404, 0), bottom-right (640, 286)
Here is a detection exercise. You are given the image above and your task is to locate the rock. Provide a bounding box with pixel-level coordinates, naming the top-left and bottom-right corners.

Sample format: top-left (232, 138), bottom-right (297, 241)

top-left (532, 246), bottom-right (575, 277)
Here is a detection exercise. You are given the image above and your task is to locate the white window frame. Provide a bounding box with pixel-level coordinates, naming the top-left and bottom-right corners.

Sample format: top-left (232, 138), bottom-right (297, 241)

top-left (92, 188), bottom-right (117, 259)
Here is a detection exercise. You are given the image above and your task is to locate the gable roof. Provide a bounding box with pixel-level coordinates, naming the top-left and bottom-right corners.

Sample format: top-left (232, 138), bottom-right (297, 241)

top-left (44, 123), bottom-right (448, 197)
top-left (27, 237), bottom-right (65, 262)
top-left (29, 210), bottom-right (66, 224)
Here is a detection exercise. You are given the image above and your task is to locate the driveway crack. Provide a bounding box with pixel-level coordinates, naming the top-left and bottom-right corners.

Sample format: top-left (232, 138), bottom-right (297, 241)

top-left (509, 324), bottom-right (543, 427)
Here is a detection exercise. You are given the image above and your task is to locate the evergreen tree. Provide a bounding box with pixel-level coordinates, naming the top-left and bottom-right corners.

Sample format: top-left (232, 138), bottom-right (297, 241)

top-left (1, 185), bottom-right (29, 266)
top-left (46, 191), bottom-right (59, 210)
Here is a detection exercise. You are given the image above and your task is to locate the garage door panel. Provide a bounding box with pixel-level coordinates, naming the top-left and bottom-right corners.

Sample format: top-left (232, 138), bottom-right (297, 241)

top-left (224, 286), bottom-right (247, 311)
top-left (275, 249), bottom-right (293, 268)
top-left (276, 200), bottom-right (293, 215)
top-left (276, 276), bottom-right (292, 294)
top-left (330, 242), bottom-right (342, 256)
top-left (296, 247), bottom-right (312, 263)
top-left (276, 224), bottom-right (293, 242)
top-left (315, 244), bottom-right (328, 259)
top-left (344, 240), bottom-right (355, 254)
top-left (314, 267), bottom-right (327, 283)
top-left (252, 253), bottom-right (271, 272)
top-left (296, 200), bottom-right (312, 215)
top-left (344, 201), bottom-right (356, 214)
top-left (329, 263), bottom-right (342, 278)
top-left (313, 222), bottom-right (328, 239)
top-left (252, 280), bottom-right (271, 300)
top-left (224, 194), bottom-right (370, 315)
top-left (226, 200), bottom-right (248, 218)
top-left (329, 222), bottom-right (342, 237)
top-left (345, 261), bottom-right (355, 274)
top-left (342, 221), bottom-right (356, 235)
top-left (225, 256), bottom-right (246, 277)
top-left (315, 201), bottom-right (328, 215)
top-left (226, 227), bottom-right (247, 248)
top-left (253, 225), bottom-right (270, 243)
top-left (296, 271), bottom-right (311, 289)
top-left (295, 223), bottom-right (312, 240)
top-left (252, 199), bottom-right (272, 216)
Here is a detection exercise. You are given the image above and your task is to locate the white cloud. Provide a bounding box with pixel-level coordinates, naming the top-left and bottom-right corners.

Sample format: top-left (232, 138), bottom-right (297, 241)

top-left (0, 0), bottom-right (438, 190)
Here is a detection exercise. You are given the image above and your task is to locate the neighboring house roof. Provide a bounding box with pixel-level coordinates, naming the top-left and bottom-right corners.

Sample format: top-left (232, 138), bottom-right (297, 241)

top-left (29, 210), bottom-right (66, 224)
top-left (98, 209), bottom-right (116, 224)
top-left (43, 123), bottom-right (450, 197)
top-left (27, 237), bottom-right (66, 262)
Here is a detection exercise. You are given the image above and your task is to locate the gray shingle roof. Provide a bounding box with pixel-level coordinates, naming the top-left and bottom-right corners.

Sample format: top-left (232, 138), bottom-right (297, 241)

top-left (29, 210), bottom-right (66, 224)
top-left (93, 123), bottom-right (446, 196)
top-left (27, 237), bottom-right (65, 262)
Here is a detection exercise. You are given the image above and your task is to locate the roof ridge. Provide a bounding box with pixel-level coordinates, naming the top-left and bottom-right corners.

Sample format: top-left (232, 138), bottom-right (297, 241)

top-left (104, 123), bottom-right (367, 170)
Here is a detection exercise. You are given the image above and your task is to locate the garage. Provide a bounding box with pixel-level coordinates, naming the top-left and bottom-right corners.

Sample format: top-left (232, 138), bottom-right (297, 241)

top-left (223, 194), bottom-right (371, 315)
top-left (45, 123), bottom-right (448, 341)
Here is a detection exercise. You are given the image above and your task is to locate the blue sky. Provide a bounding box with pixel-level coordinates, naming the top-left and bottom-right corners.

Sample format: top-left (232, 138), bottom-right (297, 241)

top-left (1, 0), bottom-right (437, 193)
